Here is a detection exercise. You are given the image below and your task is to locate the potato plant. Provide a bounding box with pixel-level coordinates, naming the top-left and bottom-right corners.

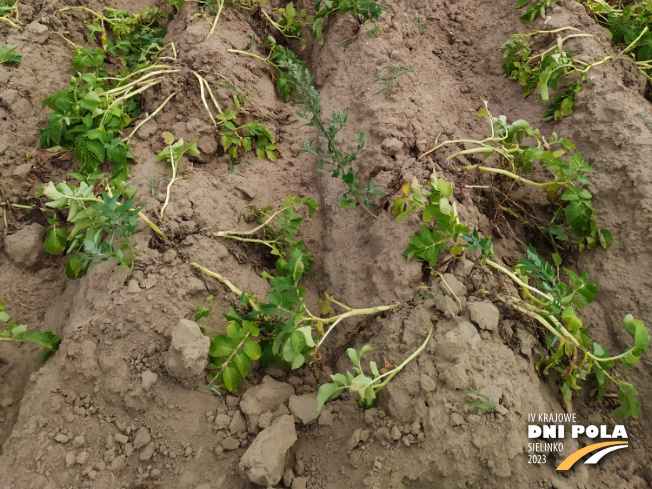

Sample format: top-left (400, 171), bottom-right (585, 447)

top-left (392, 175), bottom-right (468, 265)
top-left (192, 197), bottom-right (398, 393)
top-left (312, 0), bottom-right (387, 45)
top-left (480, 242), bottom-right (648, 419)
top-left (419, 105), bottom-right (611, 251)
top-left (38, 177), bottom-right (166, 279)
top-left (317, 325), bottom-right (434, 410)
top-left (194, 73), bottom-right (278, 163)
top-left (395, 178), bottom-right (648, 418)
top-left (43, 6), bottom-right (178, 175)
top-left (515, 0), bottom-right (560, 24)
top-left (0, 0), bottom-right (21, 30)
top-left (583, 0), bottom-right (652, 81)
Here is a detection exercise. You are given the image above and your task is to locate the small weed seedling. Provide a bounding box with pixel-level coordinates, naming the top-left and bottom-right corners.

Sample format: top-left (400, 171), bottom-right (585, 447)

top-left (515, 0), bottom-right (560, 24)
top-left (156, 133), bottom-right (199, 220)
top-left (410, 5), bottom-right (426, 35)
top-left (194, 295), bottom-right (215, 333)
top-left (465, 392), bottom-right (496, 413)
top-left (418, 104), bottom-right (611, 251)
top-left (191, 196), bottom-right (398, 393)
top-left (365, 20), bottom-right (383, 37)
top-left (0, 44), bottom-right (21, 64)
top-left (0, 0), bottom-right (21, 31)
top-left (312, 0), bottom-right (387, 45)
top-left (1, 299), bottom-right (60, 361)
top-left (373, 62), bottom-right (413, 99)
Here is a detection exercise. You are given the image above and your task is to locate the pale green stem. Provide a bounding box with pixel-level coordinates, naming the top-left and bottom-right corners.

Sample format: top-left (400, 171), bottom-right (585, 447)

top-left (215, 206), bottom-right (287, 237)
top-left (485, 259), bottom-right (554, 302)
top-left (100, 80), bottom-right (161, 127)
top-left (159, 141), bottom-right (176, 220)
top-left (374, 323), bottom-right (435, 389)
top-left (314, 303), bottom-right (400, 350)
top-left (207, 0), bottom-right (225, 39)
top-left (190, 263), bottom-right (259, 311)
top-left (194, 72), bottom-right (218, 126)
top-left (623, 26), bottom-right (648, 54)
top-left (461, 164), bottom-right (551, 188)
top-left (123, 91), bottom-right (178, 144)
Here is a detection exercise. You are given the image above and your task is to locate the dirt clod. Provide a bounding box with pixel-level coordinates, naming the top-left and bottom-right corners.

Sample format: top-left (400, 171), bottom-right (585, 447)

top-left (468, 301), bottom-right (500, 331)
top-left (239, 415), bottom-right (297, 486)
top-left (164, 319), bottom-right (209, 383)
top-left (4, 223), bottom-right (45, 268)
top-left (288, 394), bottom-right (320, 425)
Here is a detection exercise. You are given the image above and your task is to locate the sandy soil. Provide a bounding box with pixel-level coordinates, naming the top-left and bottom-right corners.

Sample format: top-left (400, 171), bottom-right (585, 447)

top-left (0, 0), bottom-right (650, 488)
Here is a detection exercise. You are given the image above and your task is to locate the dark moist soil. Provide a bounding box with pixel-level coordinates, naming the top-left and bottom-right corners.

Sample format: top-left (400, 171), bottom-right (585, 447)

top-left (1, 0), bottom-right (651, 488)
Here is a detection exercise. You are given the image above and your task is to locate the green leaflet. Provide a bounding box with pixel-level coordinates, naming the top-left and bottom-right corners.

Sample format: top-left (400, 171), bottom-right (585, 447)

top-left (0, 44), bottom-right (21, 64)
top-left (0, 299), bottom-right (61, 358)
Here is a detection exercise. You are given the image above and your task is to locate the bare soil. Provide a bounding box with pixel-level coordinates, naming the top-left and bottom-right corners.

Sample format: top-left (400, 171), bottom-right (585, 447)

top-left (1, 0), bottom-right (651, 488)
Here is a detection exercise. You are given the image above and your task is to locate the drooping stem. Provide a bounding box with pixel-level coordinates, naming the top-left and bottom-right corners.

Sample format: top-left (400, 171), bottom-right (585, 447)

top-left (136, 211), bottom-right (167, 240)
top-left (160, 140), bottom-right (176, 220)
top-left (623, 26), bottom-right (648, 54)
top-left (373, 323), bottom-right (435, 390)
top-left (123, 91), bottom-right (178, 144)
top-left (314, 302), bottom-right (400, 350)
top-left (228, 49), bottom-right (276, 67)
top-left (207, 0), bottom-right (225, 39)
top-left (460, 165), bottom-right (552, 188)
top-left (485, 259), bottom-right (554, 302)
top-left (191, 263), bottom-right (259, 311)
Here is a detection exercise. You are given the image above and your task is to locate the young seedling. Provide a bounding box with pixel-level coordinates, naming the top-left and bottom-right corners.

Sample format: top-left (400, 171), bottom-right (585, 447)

top-left (317, 324), bottom-right (434, 410)
top-left (365, 20), bottom-right (383, 37)
top-left (465, 392), bottom-right (496, 413)
top-left (0, 299), bottom-right (60, 361)
top-left (410, 5), bottom-right (426, 35)
top-left (0, 44), bottom-right (21, 64)
top-left (0, 0), bottom-right (21, 31)
top-left (156, 133), bottom-right (199, 220)
top-left (191, 196), bottom-right (399, 393)
top-left (194, 294), bottom-right (215, 333)
top-left (418, 104), bottom-right (611, 251)
top-left (373, 62), bottom-right (413, 99)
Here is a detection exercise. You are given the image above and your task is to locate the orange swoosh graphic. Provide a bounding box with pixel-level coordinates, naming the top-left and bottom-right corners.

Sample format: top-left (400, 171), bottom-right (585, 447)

top-left (556, 441), bottom-right (628, 470)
